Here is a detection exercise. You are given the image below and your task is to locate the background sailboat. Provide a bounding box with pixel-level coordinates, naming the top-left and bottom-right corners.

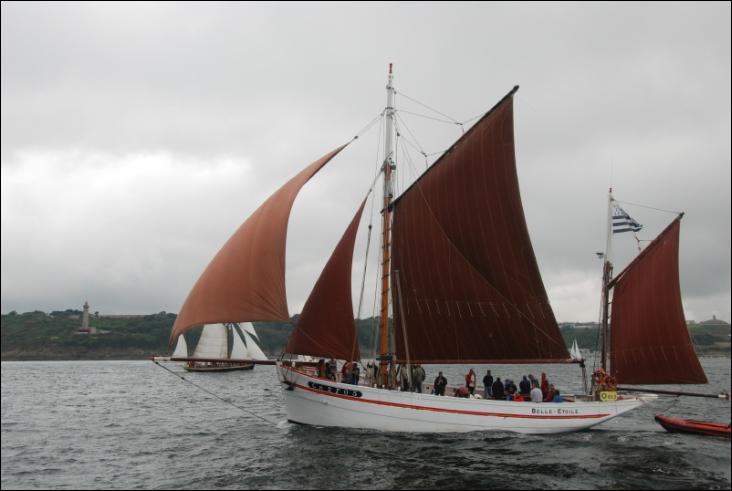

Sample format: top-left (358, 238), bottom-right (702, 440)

top-left (176, 323), bottom-right (268, 372)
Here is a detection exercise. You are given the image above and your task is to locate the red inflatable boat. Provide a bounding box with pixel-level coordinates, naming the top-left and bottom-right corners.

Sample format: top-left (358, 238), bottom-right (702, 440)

top-left (655, 414), bottom-right (731, 438)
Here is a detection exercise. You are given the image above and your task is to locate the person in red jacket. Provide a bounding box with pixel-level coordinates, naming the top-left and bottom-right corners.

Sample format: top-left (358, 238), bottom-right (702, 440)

top-left (540, 372), bottom-right (549, 399)
top-left (465, 368), bottom-right (477, 395)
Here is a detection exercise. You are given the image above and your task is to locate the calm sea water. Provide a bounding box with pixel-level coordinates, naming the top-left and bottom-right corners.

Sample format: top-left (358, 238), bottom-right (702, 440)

top-left (2, 358), bottom-right (730, 490)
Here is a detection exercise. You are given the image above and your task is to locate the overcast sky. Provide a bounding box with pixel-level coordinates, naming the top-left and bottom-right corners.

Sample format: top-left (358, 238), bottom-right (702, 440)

top-left (2, 2), bottom-right (730, 323)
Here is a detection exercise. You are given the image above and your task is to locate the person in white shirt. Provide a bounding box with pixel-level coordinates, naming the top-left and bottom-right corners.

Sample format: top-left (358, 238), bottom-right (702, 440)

top-left (530, 381), bottom-right (543, 403)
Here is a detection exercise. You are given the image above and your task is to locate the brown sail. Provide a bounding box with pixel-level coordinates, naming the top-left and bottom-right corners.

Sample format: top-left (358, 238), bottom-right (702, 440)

top-left (391, 87), bottom-right (570, 364)
top-left (609, 216), bottom-right (707, 384)
top-left (285, 199), bottom-right (366, 361)
top-left (170, 145), bottom-right (347, 342)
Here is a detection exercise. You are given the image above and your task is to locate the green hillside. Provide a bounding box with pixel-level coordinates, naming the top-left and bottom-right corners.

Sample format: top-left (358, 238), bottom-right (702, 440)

top-left (0, 310), bottom-right (384, 361)
top-left (1, 309), bottom-right (729, 360)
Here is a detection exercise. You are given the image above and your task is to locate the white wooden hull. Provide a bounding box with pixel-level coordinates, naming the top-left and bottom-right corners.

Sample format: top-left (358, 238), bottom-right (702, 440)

top-left (277, 364), bottom-right (642, 435)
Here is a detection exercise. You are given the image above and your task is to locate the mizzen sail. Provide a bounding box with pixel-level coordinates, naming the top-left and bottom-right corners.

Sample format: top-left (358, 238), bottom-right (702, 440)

top-left (285, 199), bottom-right (367, 361)
top-left (170, 146), bottom-right (347, 342)
top-left (391, 87), bottom-right (570, 364)
top-left (609, 216), bottom-right (707, 384)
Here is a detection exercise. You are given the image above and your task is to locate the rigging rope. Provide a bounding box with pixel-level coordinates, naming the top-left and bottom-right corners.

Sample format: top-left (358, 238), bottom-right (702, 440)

top-left (355, 218), bottom-right (373, 318)
top-left (364, 114), bottom-right (386, 362)
top-left (369, 245), bottom-right (383, 360)
top-left (152, 360), bottom-right (281, 427)
top-left (615, 199), bottom-right (683, 216)
top-left (638, 393), bottom-right (680, 415)
top-left (398, 131), bottom-right (422, 187)
top-left (352, 110), bottom-right (386, 141)
top-left (356, 177), bottom-right (381, 321)
top-left (394, 112), bottom-right (459, 168)
top-left (395, 113), bottom-right (428, 159)
top-left (459, 111), bottom-right (486, 125)
top-left (396, 108), bottom-right (459, 126)
top-left (395, 90), bottom-right (461, 124)
top-left (395, 90), bottom-right (469, 135)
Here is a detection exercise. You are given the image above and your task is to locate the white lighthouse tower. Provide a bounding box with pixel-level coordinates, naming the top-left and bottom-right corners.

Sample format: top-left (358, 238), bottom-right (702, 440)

top-left (77, 301), bottom-right (96, 334)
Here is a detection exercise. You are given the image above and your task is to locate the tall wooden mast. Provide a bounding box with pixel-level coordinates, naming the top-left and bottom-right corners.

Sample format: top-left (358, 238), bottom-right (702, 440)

top-left (600, 188), bottom-right (614, 373)
top-left (378, 63), bottom-right (396, 387)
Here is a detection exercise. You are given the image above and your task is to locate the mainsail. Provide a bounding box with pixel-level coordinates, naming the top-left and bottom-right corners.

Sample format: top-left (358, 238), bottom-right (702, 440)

top-left (170, 146), bottom-right (347, 342)
top-left (285, 199), bottom-right (367, 361)
top-left (609, 216), bottom-right (707, 384)
top-left (390, 87), bottom-right (570, 364)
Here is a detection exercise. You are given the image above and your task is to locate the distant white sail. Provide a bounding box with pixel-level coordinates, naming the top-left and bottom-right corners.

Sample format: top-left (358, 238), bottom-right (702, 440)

top-left (172, 335), bottom-right (188, 358)
top-left (240, 322), bottom-right (260, 341)
top-left (192, 324), bottom-right (228, 359)
top-left (242, 330), bottom-right (268, 361)
top-left (230, 326), bottom-right (250, 360)
top-left (570, 339), bottom-right (584, 362)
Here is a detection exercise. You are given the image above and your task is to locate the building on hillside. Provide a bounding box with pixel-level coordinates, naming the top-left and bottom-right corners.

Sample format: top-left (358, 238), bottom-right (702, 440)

top-left (699, 315), bottom-right (730, 326)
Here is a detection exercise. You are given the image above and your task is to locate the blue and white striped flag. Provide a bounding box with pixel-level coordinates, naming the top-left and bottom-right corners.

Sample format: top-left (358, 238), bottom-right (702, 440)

top-left (612, 204), bottom-right (643, 234)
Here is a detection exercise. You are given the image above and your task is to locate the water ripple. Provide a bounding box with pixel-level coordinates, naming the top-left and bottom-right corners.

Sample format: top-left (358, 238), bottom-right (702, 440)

top-left (2, 359), bottom-right (730, 489)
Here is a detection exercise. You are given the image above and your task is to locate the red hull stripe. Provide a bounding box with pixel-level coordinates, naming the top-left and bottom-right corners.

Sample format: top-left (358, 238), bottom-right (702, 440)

top-left (295, 383), bottom-right (610, 420)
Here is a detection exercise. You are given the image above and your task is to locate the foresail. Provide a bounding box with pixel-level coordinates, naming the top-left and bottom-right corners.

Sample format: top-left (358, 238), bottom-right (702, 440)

top-left (192, 324), bottom-right (228, 360)
top-left (170, 145), bottom-right (347, 343)
top-left (243, 330), bottom-right (269, 361)
top-left (610, 216), bottom-right (707, 384)
top-left (285, 199), bottom-right (366, 361)
top-left (240, 322), bottom-right (259, 341)
top-left (171, 335), bottom-right (188, 358)
top-left (230, 325), bottom-right (250, 359)
top-left (391, 87), bottom-right (570, 364)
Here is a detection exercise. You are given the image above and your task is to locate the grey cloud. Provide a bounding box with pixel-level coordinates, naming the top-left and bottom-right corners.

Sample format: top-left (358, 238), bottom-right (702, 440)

top-left (2, 2), bottom-right (730, 323)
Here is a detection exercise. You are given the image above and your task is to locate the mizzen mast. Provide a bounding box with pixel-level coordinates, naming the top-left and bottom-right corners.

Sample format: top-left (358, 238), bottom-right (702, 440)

top-left (378, 63), bottom-right (396, 387)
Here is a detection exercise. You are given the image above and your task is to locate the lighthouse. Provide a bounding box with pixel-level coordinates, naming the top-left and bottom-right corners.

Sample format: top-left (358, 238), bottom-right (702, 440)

top-left (77, 301), bottom-right (96, 334)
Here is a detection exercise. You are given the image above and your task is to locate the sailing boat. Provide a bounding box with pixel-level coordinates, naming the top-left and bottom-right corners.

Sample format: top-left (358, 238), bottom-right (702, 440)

top-left (169, 65), bottom-right (710, 433)
top-left (175, 322), bottom-right (268, 372)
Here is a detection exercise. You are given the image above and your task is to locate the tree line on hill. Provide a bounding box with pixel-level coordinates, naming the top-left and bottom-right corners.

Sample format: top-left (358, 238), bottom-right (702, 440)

top-left (1, 309), bottom-right (729, 360)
